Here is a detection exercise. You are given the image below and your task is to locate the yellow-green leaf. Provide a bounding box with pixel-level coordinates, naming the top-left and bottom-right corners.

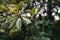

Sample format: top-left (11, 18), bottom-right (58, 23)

top-left (8, 27), bottom-right (15, 36)
top-left (5, 0), bottom-right (17, 4)
top-left (8, 6), bottom-right (18, 13)
top-left (16, 2), bottom-right (23, 9)
top-left (0, 4), bottom-right (5, 11)
top-left (29, 7), bottom-right (35, 15)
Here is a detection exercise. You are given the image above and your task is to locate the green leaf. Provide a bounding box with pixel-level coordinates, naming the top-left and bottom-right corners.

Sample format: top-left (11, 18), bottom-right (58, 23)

top-left (22, 17), bottom-right (32, 24)
top-left (9, 19), bottom-right (16, 29)
top-left (24, 0), bottom-right (30, 3)
top-left (0, 28), bottom-right (5, 32)
top-left (8, 27), bottom-right (15, 36)
top-left (16, 18), bottom-right (22, 30)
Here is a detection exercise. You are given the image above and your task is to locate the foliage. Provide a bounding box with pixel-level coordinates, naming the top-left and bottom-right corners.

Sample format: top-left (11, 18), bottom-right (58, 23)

top-left (0, 0), bottom-right (60, 40)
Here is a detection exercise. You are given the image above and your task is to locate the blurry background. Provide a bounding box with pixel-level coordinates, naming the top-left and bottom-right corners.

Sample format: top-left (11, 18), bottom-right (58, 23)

top-left (0, 0), bottom-right (60, 40)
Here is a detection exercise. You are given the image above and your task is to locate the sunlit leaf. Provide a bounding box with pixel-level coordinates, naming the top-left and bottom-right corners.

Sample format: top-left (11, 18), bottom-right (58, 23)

top-left (22, 17), bottom-right (32, 24)
top-left (8, 6), bottom-right (17, 13)
top-left (7, 16), bottom-right (12, 21)
top-left (37, 8), bottom-right (44, 15)
top-left (16, 18), bottom-right (22, 30)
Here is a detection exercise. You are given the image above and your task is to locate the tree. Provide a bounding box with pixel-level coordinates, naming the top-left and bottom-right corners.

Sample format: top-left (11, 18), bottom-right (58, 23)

top-left (0, 0), bottom-right (60, 40)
